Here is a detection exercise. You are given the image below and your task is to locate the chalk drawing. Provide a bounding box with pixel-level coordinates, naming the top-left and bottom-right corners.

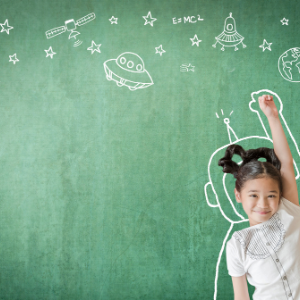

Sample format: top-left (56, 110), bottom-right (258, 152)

top-left (204, 89), bottom-right (300, 300)
top-left (172, 15), bottom-right (204, 24)
top-left (0, 19), bottom-right (13, 34)
top-left (9, 53), bottom-right (19, 64)
top-left (104, 52), bottom-right (153, 91)
top-left (281, 18), bottom-right (289, 25)
top-left (155, 45), bottom-right (166, 56)
top-left (180, 64), bottom-right (195, 72)
top-left (259, 39), bottom-right (272, 51)
top-left (190, 34), bottom-right (202, 46)
top-left (45, 13), bottom-right (95, 40)
top-left (143, 11), bottom-right (157, 26)
top-left (73, 40), bottom-right (83, 47)
top-left (278, 48), bottom-right (300, 82)
top-left (87, 41), bottom-right (101, 54)
top-left (109, 16), bottom-right (118, 24)
top-left (45, 46), bottom-right (56, 59)
top-left (212, 13), bottom-right (246, 51)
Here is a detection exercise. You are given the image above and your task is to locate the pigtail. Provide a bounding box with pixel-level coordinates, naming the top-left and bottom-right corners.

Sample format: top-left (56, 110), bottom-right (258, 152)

top-left (218, 144), bottom-right (246, 178)
top-left (243, 147), bottom-right (281, 170)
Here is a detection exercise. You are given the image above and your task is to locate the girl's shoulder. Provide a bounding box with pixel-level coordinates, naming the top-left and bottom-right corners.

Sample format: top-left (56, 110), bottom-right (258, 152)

top-left (280, 196), bottom-right (300, 216)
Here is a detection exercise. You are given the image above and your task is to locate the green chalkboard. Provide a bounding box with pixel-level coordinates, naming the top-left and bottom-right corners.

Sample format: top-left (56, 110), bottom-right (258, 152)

top-left (1, 0), bottom-right (300, 299)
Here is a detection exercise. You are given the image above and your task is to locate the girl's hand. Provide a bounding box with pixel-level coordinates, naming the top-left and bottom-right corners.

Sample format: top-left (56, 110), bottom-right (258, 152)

top-left (258, 94), bottom-right (279, 119)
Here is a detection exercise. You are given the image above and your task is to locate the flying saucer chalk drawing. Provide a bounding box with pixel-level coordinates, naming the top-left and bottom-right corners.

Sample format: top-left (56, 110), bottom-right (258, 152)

top-left (0, 19), bottom-right (13, 34)
top-left (45, 12), bottom-right (95, 40)
top-left (204, 90), bottom-right (300, 300)
top-left (104, 52), bottom-right (153, 91)
top-left (180, 64), bottom-right (195, 72)
top-left (212, 13), bottom-right (246, 51)
top-left (278, 47), bottom-right (300, 82)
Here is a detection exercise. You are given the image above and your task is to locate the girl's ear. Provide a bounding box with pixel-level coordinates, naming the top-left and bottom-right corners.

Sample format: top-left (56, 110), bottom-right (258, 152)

top-left (234, 188), bottom-right (242, 203)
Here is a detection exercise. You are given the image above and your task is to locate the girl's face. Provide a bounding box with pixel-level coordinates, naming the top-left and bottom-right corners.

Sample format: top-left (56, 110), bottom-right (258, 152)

top-left (234, 176), bottom-right (281, 227)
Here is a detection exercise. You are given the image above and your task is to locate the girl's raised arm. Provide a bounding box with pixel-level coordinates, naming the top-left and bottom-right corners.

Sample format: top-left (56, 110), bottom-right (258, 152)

top-left (259, 95), bottom-right (299, 206)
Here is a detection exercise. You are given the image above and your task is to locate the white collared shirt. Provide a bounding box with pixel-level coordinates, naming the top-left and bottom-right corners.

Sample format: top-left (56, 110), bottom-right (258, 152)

top-left (226, 197), bottom-right (300, 300)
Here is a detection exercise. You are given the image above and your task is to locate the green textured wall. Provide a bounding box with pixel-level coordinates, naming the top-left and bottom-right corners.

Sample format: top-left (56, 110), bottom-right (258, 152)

top-left (1, 0), bottom-right (300, 299)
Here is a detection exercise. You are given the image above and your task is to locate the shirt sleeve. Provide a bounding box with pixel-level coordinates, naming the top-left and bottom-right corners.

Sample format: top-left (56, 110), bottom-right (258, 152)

top-left (281, 196), bottom-right (300, 214)
top-left (226, 238), bottom-right (245, 277)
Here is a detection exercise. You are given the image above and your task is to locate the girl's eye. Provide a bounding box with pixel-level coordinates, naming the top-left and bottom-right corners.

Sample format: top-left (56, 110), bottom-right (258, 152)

top-left (250, 194), bottom-right (257, 198)
top-left (268, 195), bottom-right (276, 198)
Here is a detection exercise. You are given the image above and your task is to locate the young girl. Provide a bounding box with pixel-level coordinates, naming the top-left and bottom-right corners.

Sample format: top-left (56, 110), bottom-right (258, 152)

top-left (218, 95), bottom-right (300, 300)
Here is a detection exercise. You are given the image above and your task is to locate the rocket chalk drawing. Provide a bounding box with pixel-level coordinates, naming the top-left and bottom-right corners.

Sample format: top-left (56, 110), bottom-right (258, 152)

top-left (212, 13), bottom-right (246, 51)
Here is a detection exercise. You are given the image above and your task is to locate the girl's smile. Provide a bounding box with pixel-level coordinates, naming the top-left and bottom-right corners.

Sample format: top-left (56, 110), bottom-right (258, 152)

top-left (234, 177), bottom-right (281, 226)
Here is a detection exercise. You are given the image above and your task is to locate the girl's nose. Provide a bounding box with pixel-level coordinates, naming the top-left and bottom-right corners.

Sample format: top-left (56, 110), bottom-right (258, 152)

top-left (257, 197), bottom-right (269, 208)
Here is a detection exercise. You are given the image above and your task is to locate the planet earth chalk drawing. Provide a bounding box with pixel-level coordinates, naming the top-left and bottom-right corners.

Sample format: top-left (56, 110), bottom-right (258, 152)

top-left (103, 52), bottom-right (154, 91)
top-left (278, 48), bottom-right (300, 82)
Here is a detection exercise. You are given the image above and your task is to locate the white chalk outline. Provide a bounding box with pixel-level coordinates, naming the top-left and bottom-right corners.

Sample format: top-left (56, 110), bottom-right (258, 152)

top-left (190, 34), bottom-right (202, 46)
top-left (103, 52), bottom-right (154, 91)
top-left (205, 89), bottom-right (300, 300)
top-left (87, 41), bottom-right (101, 54)
top-left (280, 18), bottom-right (289, 25)
top-left (45, 12), bottom-right (95, 39)
top-left (73, 40), bottom-right (83, 47)
top-left (0, 19), bottom-right (13, 34)
top-left (212, 13), bottom-right (246, 51)
top-left (9, 53), bottom-right (19, 64)
top-left (278, 48), bottom-right (300, 82)
top-left (155, 45), bottom-right (166, 56)
top-left (45, 46), bottom-right (56, 59)
top-left (259, 39), bottom-right (272, 52)
top-left (180, 64), bottom-right (195, 72)
top-left (109, 16), bottom-right (118, 24)
top-left (143, 11), bottom-right (157, 26)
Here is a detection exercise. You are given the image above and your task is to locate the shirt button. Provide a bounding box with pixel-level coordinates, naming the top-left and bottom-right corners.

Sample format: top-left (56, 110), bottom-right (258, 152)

top-left (288, 293), bottom-right (292, 297)
top-left (266, 242), bottom-right (270, 246)
top-left (276, 259), bottom-right (279, 262)
top-left (283, 276), bottom-right (287, 280)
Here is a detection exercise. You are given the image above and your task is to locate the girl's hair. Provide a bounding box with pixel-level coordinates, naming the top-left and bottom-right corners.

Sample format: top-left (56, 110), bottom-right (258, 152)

top-left (218, 144), bottom-right (283, 193)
